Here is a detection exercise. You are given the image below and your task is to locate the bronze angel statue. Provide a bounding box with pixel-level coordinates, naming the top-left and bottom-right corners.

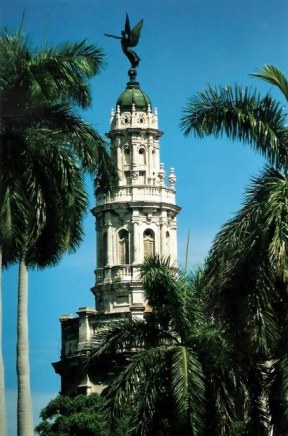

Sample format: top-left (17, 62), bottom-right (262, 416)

top-left (105, 14), bottom-right (144, 68)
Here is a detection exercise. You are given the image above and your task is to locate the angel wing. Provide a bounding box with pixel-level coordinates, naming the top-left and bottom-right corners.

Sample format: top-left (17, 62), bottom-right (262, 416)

top-left (128, 17), bottom-right (143, 47)
top-left (125, 13), bottom-right (131, 35)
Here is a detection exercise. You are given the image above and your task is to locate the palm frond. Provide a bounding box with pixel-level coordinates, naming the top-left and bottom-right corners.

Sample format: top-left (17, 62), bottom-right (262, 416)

top-left (268, 356), bottom-right (288, 432)
top-left (0, 30), bottom-right (105, 108)
top-left (251, 65), bottom-right (288, 102)
top-left (140, 256), bottom-right (194, 334)
top-left (206, 166), bottom-right (288, 280)
top-left (102, 346), bottom-right (169, 434)
top-left (88, 318), bottom-right (173, 362)
top-left (170, 346), bottom-right (205, 434)
top-left (180, 85), bottom-right (287, 168)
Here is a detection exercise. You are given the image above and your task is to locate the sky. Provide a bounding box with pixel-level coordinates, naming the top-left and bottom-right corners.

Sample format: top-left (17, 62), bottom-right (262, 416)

top-left (1, 0), bottom-right (288, 433)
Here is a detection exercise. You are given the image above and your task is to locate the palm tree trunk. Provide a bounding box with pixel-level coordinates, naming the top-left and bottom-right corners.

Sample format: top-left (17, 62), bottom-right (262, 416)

top-left (17, 257), bottom-right (33, 436)
top-left (0, 247), bottom-right (7, 436)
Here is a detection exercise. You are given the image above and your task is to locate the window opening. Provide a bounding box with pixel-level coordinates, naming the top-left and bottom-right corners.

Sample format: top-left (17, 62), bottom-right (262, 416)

top-left (118, 229), bottom-right (129, 264)
top-left (143, 229), bottom-right (155, 259)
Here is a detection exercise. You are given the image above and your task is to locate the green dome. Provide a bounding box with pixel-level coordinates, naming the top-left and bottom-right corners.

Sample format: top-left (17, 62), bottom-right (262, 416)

top-left (117, 87), bottom-right (151, 111)
top-left (116, 68), bottom-right (151, 111)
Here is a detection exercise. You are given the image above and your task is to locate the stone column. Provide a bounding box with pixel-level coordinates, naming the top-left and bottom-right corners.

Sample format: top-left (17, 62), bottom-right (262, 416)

top-left (131, 140), bottom-right (138, 184)
top-left (105, 214), bottom-right (113, 267)
top-left (171, 221), bottom-right (178, 264)
top-left (160, 210), bottom-right (169, 257)
top-left (116, 141), bottom-right (122, 182)
top-left (160, 220), bottom-right (167, 258)
top-left (133, 221), bottom-right (140, 264)
top-left (96, 221), bottom-right (101, 267)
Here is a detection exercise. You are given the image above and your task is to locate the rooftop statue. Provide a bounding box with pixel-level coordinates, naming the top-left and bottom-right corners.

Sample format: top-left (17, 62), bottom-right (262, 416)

top-left (105, 14), bottom-right (143, 69)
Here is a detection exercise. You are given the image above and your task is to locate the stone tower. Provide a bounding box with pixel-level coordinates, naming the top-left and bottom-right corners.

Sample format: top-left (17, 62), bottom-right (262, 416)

top-left (92, 68), bottom-right (180, 319)
top-left (53, 67), bottom-right (180, 394)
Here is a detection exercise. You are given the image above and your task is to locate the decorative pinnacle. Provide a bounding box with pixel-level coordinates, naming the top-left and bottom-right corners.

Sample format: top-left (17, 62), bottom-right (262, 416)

top-left (169, 167), bottom-right (176, 188)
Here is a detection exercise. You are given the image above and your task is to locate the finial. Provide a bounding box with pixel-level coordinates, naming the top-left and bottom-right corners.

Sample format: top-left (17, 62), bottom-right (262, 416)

top-left (128, 68), bottom-right (138, 82)
top-left (168, 167), bottom-right (176, 188)
top-left (110, 108), bottom-right (115, 124)
top-left (158, 163), bottom-right (165, 186)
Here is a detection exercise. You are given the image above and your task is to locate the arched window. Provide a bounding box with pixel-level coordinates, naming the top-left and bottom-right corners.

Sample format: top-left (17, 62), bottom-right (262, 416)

top-left (124, 170), bottom-right (132, 185)
top-left (139, 170), bottom-right (146, 185)
top-left (124, 147), bottom-right (131, 166)
top-left (139, 147), bottom-right (146, 165)
top-left (165, 231), bottom-right (170, 256)
top-left (118, 229), bottom-right (129, 264)
top-left (143, 229), bottom-right (155, 259)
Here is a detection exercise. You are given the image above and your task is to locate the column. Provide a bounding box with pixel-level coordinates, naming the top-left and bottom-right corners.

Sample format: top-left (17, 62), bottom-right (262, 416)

top-left (160, 220), bottom-right (167, 258)
top-left (133, 221), bottom-right (140, 264)
top-left (105, 213), bottom-right (113, 267)
top-left (95, 221), bottom-right (101, 267)
top-left (116, 141), bottom-right (122, 182)
top-left (159, 210), bottom-right (167, 257)
top-left (171, 221), bottom-right (178, 264)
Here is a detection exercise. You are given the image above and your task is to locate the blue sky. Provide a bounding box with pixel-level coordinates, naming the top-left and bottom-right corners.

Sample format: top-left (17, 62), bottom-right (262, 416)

top-left (2, 0), bottom-right (288, 433)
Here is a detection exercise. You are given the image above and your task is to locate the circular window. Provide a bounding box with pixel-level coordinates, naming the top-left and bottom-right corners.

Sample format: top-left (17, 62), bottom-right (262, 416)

top-left (137, 114), bottom-right (145, 124)
top-left (121, 114), bottom-right (131, 125)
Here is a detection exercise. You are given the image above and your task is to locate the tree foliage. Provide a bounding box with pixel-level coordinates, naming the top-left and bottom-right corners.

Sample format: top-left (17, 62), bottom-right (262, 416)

top-left (35, 393), bottom-right (132, 436)
top-left (0, 26), bottom-right (118, 435)
top-left (35, 394), bottom-right (105, 435)
top-left (181, 65), bottom-right (288, 433)
top-left (88, 258), bottom-right (250, 435)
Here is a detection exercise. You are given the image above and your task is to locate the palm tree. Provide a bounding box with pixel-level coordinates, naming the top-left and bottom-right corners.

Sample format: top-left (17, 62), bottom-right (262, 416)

top-left (180, 66), bottom-right (288, 432)
top-left (0, 27), bottom-right (118, 435)
top-left (88, 257), bottom-right (249, 435)
top-left (199, 167), bottom-right (288, 433)
top-left (10, 153), bottom-right (88, 436)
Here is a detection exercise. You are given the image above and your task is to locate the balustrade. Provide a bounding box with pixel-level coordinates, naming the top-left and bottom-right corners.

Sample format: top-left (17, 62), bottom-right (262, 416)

top-left (95, 265), bottom-right (141, 283)
top-left (97, 185), bottom-right (175, 205)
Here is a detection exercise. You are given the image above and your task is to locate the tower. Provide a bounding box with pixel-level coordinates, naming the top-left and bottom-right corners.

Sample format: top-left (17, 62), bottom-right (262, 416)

top-left (92, 68), bottom-right (180, 319)
top-left (53, 17), bottom-right (180, 394)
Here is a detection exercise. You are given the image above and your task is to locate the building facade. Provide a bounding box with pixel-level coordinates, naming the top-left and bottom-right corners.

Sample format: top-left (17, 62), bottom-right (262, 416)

top-left (53, 67), bottom-right (180, 394)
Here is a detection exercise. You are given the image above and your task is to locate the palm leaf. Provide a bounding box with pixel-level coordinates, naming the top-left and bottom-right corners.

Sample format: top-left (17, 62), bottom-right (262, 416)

top-left (170, 346), bottom-right (205, 434)
top-left (180, 85), bottom-right (287, 168)
top-left (269, 356), bottom-right (288, 432)
top-left (200, 167), bottom-right (288, 363)
top-left (102, 346), bottom-right (168, 434)
top-left (251, 65), bottom-right (288, 102)
top-left (88, 318), bottom-right (174, 361)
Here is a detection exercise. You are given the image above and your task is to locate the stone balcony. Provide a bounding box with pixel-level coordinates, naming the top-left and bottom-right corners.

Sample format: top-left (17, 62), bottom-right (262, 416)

top-left (95, 265), bottom-right (141, 284)
top-left (96, 185), bottom-right (176, 206)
